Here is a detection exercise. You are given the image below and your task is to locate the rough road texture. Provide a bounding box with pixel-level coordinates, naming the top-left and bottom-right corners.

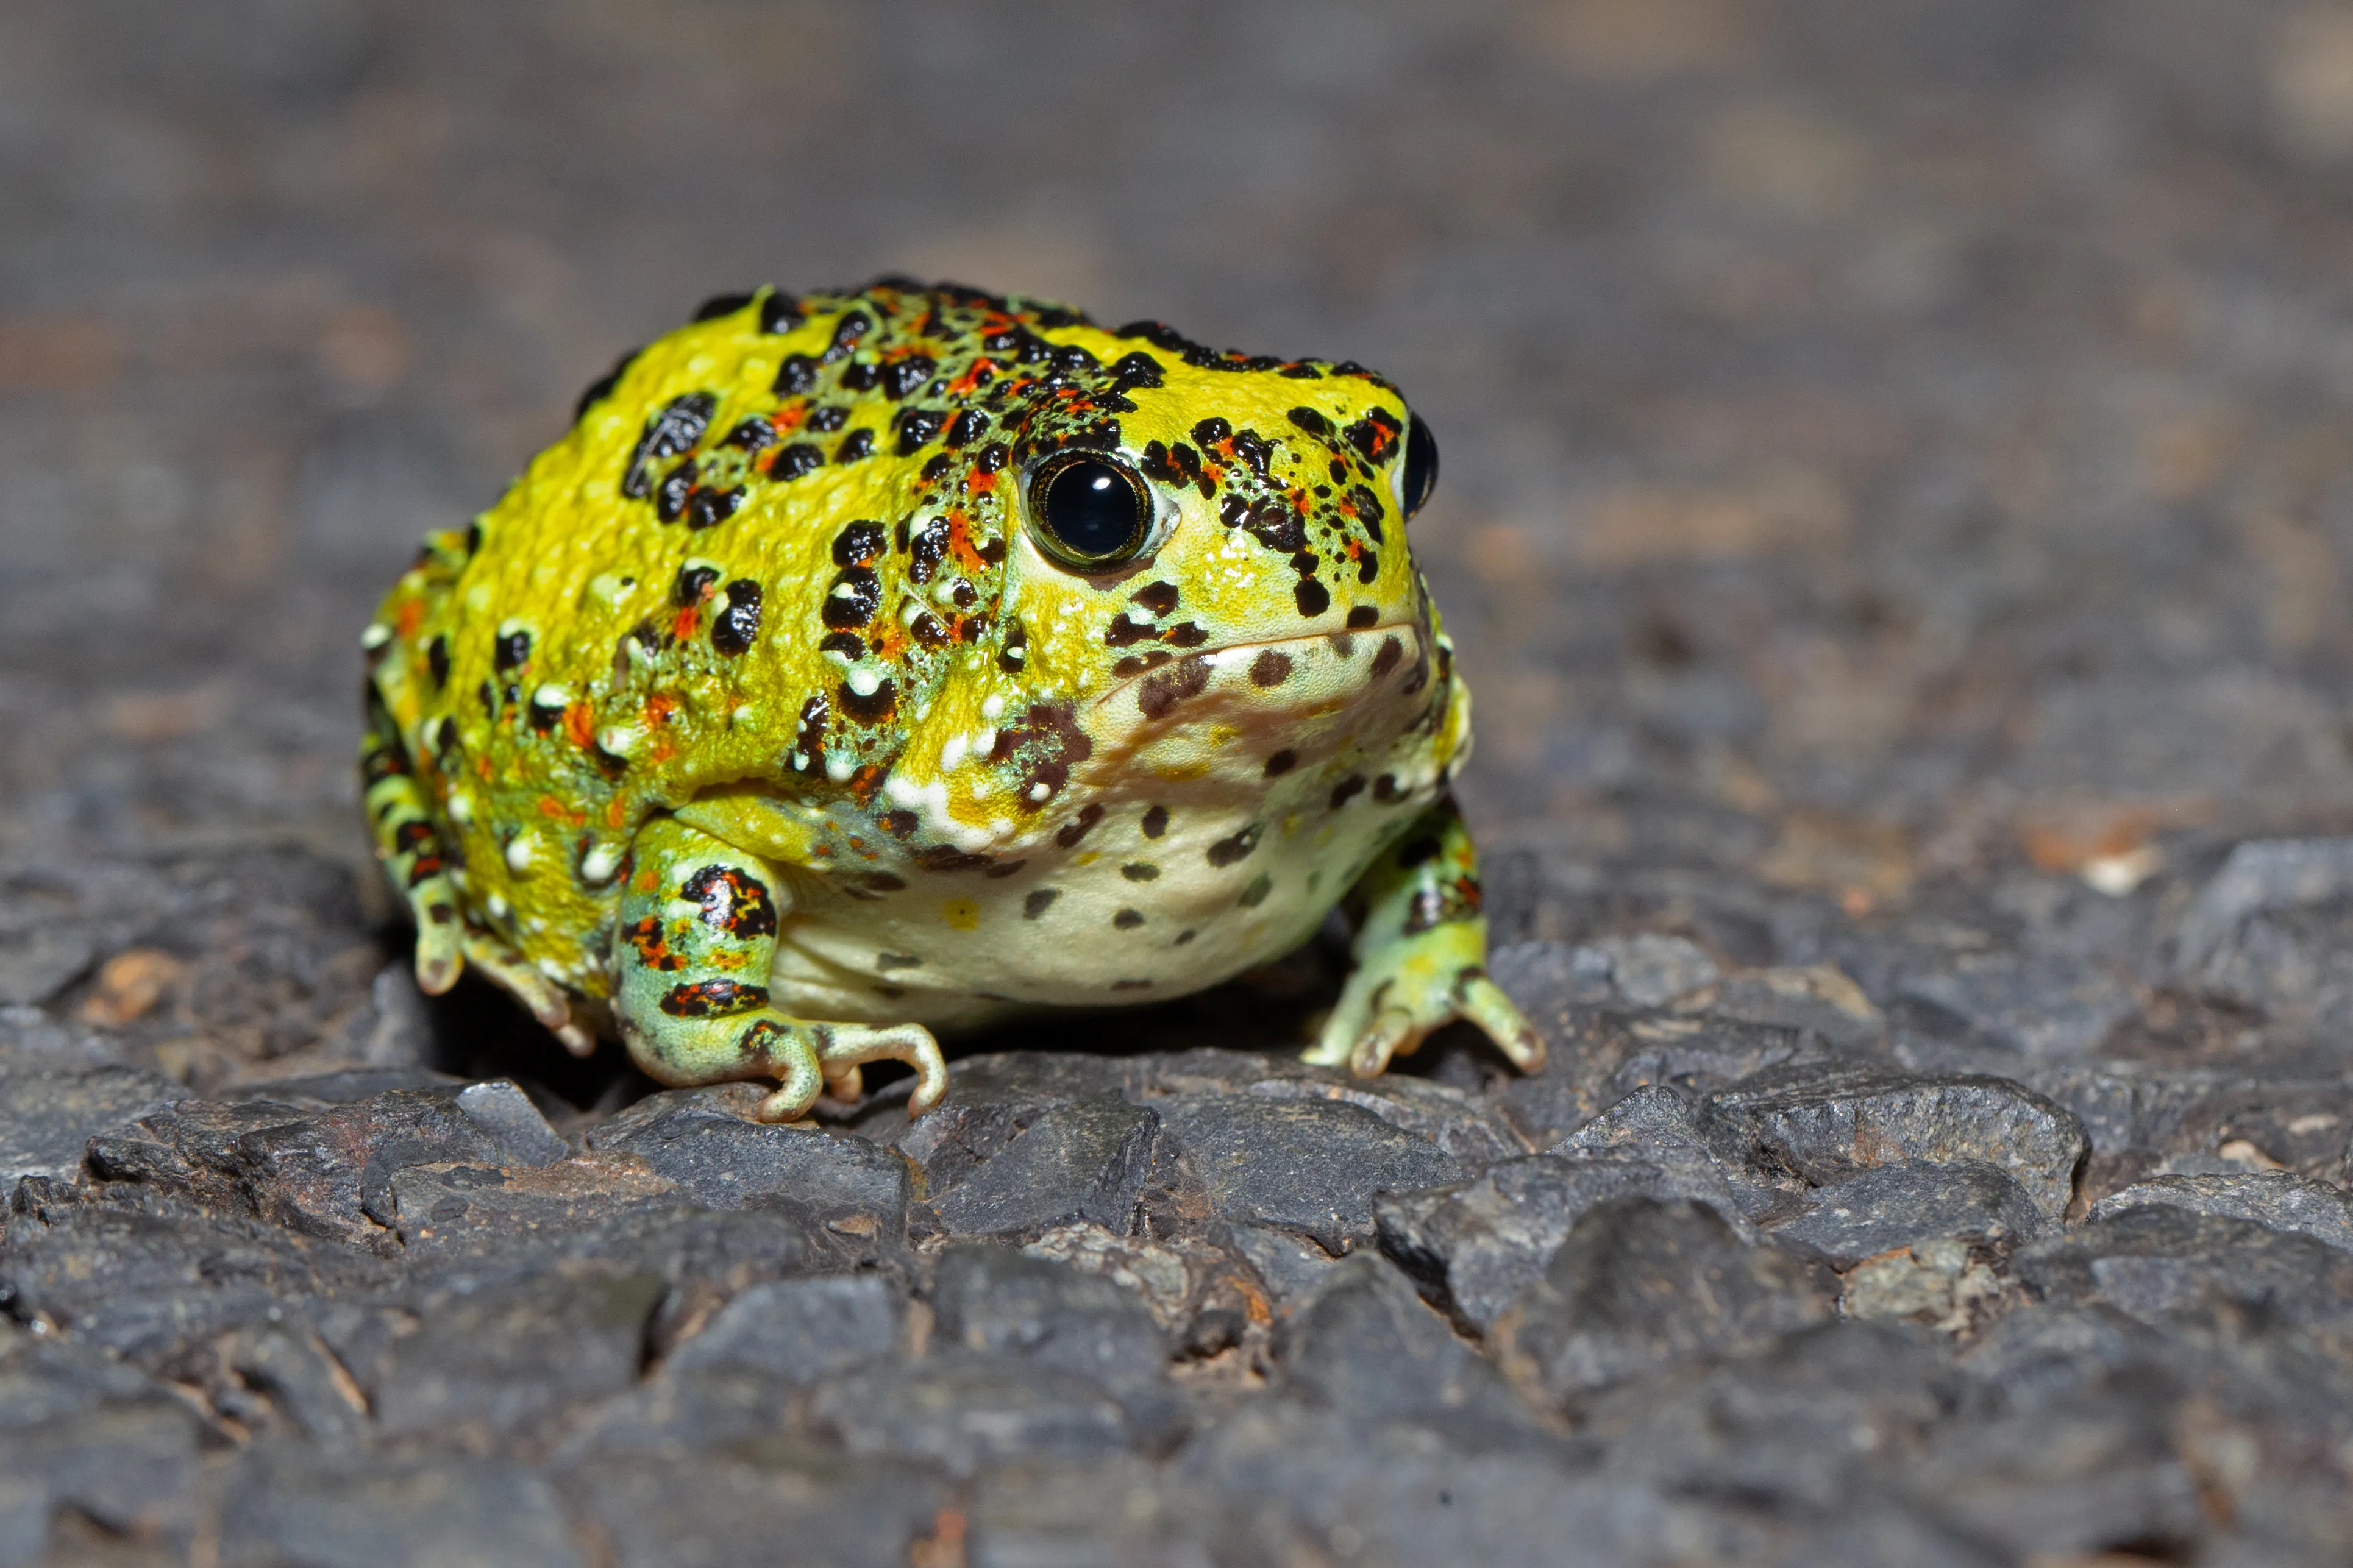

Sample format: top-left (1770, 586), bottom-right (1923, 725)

top-left (9, 1), bottom-right (2353, 1564)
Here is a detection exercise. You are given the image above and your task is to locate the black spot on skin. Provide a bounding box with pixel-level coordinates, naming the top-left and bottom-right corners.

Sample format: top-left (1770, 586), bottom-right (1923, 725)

top-left (758, 292), bottom-right (803, 333)
top-left (575, 347), bottom-right (641, 421)
top-left (1370, 636), bottom-right (1404, 678)
top-left (1249, 650), bottom-right (1293, 687)
top-left (877, 952), bottom-right (922, 971)
top-left (721, 417), bottom-right (778, 450)
top-left (1141, 805), bottom-right (1169, 838)
top-left (910, 612), bottom-right (949, 648)
top-left (998, 622), bottom-right (1028, 673)
top-left (915, 845), bottom-right (993, 873)
top-left (681, 864), bottom-right (778, 938)
top-left (819, 632), bottom-right (864, 659)
top-left (895, 410), bottom-right (944, 456)
top-left (922, 452), bottom-right (953, 482)
top-left (1130, 582), bottom-right (1179, 617)
top-left (984, 860), bottom-right (1027, 879)
top-left (426, 635), bottom-right (450, 688)
top-left (1329, 633), bottom-right (1355, 659)
top-left (806, 406), bottom-right (848, 433)
top-left (1055, 803), bottom-right (1106, 850)
top-left (1288, 407), bottom-right (1333, 438)
top-left (1191, 416), bottom-right (1232, 449)
top-left (1105, 614), bottom-right (1158, 648)
top-left (1347, 485), bottom-right (1387, 545)
top-left (692, 291), bottom-right (755, 322)
top-left (1244, 497), bottom-right (1305, 553)
top-left (622, 392), bottom-right (717, 498)
top-left (1239, 874), bottom-right (1272, 908)
top-left (823, 568), bottom-right (883, 630)
top-left (1109, 352), bottom-right (1165, 392)
top-left (674, 564), bottom-right (721, 606)
top-left (995, 700), bottom-right (1093, 809)
top-left (1162, 623), bottom-right (1207, 648)
top-left (825, 310), bottom-right (871, 362)
top-left (1346, 606), bottom-right (1379, 630)
top-left (1264, 750), bottom-right (1297, 777)
top-left (1207, 824), bottom-right (1261, 868)
top-left (711, 580), bottom-right (762, 655)
top-left (1173, 929), bottom-right (1196, 945)
top-left (832, 520), bottom-right (887, 567)
top-left (1357, 550), bottom-right (1380, 584)
top-left (838, 678), bottom-right (896, 723)
top-left (769, 444), bottom-right (825, 481)
top-left (1344, 408), bottom-right (1402, 464)
top-left (527, 690), bottom-right (563, 732)
top-left (879, 809), bottom-right (917, 838)
top-left (881, 356), bottom-right (936, 399)
top-left (774, 354), bottom-right (821, 395)
top-left (1121, 863), bottom-right (1161, 882)
top-left (838, 361), bottom-right (880, 393)
top-left (945, 409), bottom-right (989, 447)
top-left (792, 694), bottom-right (829, 768)
top-left (1230, 430), bottom-right (1275, 479)
top-left (977, 442), bottom-right (1010, 474)
top-left (685, 486), bottom-right (743, 529)
top-left (656, 462), bottom-right (696, 522)
top-left (1295, 580), bottom-right (1331, 618)
top-left (1023, 888), bottom-right (1060, 920)
top-left (835, 428), bottom-right (874, 464)
top-left (659, 978), bottom-right (768, 1018)
top-left (908, 517), bottom-right (950, 584)
top-left (1137, 656), bottom-right (1212, 720)
top-left (493, 627), bottom-right (531, 672)
top-left (1113, 909), bottom-right (1145, 929)
top-left (1330, 775), bottom-right (1367, 809)
top-left (1373, 774), bottom-right (1401, 801)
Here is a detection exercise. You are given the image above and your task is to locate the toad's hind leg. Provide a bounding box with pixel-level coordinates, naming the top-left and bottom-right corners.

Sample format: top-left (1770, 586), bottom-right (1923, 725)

top-left (614, 815), bottom-right (949, 1123)
top-left (361, 689), bottom-right (464, 995)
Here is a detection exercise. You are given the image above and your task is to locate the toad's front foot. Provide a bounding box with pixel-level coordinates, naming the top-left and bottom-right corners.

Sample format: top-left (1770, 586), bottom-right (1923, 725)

top-left (1301, 795), bottom-right (1545, 1080)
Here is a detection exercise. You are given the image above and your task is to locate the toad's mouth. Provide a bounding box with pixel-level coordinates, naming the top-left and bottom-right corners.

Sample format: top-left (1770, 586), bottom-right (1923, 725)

top-left (1089, 620), bottom-right (1432, 730)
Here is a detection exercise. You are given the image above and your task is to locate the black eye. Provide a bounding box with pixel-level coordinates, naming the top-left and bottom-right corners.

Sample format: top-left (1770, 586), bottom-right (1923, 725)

top-left (1401, 413), bottom-right (1439, 520)
top-left (1028, 453), bottom-right (1152, 569)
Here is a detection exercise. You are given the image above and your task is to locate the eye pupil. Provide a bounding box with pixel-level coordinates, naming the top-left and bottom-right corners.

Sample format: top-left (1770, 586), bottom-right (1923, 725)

top-left (1402, 414), bottom-right (1439, 520)
top-left (1031, 456), bottom-right (1149, 567)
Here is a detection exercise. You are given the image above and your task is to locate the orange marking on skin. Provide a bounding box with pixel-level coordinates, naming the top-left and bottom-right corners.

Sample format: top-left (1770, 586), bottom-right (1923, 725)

top-left (945, 356), bottom-right (997, 396)
top-left (605, 797), bottom-right (628, 828)
top-left (645, 692), bottom-right (678, 726)
top-left (672, 607), bottom-right (701, 640)
top-left (968, 469), bottom-right (997, 494)
top-left (946, 513), bottom-right (987, 575)
top-left (395, 600), bottom-right (425, 638)
top-left (538, 796), bottom-right (585, 826)
top-left (770, 401), bottom-right (809, 434)
top-left (872, 625), bottom-right (908, 662)
top-left (634, 868), bottom-right (660, 892)
top-left (563, 702), bottom-right (597, 750)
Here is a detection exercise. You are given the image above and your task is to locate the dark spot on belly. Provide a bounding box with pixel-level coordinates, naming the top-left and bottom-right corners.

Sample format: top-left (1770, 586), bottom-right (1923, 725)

top-left (1023, 889), bottom-right (1060, 919)
top-left (758, 292), bottom-right (802, 333)
top-left (1370, 635), bottom-right (1404, 678)
top-left (1357, 551), bottom-right (1380, 584)
top-left (1055, 803), bottom-right (1106, 849)
top-left (984, 859), bottom-right (1027, 879)
top-left (894, 410), bottom-right (944, 455)
top-left (879, 810), bottom-right (916, 839)
top-left (1249, 650), bottom-right (1294, 687)
top-left (1239, 874), bottom-right (1272, 908)
top-left (1264, 750), bottom-right (1297, 777)
top-left (1173, 929), bottom-right (1196, 945)
top-left (1207, 823), bottom-right (1261, 868)
top-left (1141, 806), bottom-right (1169, 838)
top-left (1130, 581), bottom-right (1180, 617)
top-left (1111, 979), bottom-right (1153, 992)
top-left (721, 417), bottom-right (777, 451)
top-left (1121, 862), bottom-right (1161, 882)
top-left (1330, 775), bottom-right (1367, 809)
top-left (692, 291), bottom-right (755, 322)
top-left (877, 952), bottom-right (923, 971)
top-left (807, 406), bottom-right (847, 433)
top-left (1373, 774), bottom-right (1401, 802)
top-left (1295, 580), bottom-right (1331, 618)
top-left (1113, 909), bottom-right (1145, 929)
top-left (1162, 622), bottom-right (1207, 648)
top-left (1345, 606), bottom-right (1379, 631)
top-left (1137, 656), bottom-right (1212, 720)
top-left (915, 845), bottom-right (994, 873)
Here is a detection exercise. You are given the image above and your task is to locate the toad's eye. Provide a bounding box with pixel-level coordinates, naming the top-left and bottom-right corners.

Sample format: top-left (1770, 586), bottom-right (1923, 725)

top-left (1027, 453), bottom-right (1152, 570)
top-left (1402, 413), bottom-right (1439, 521)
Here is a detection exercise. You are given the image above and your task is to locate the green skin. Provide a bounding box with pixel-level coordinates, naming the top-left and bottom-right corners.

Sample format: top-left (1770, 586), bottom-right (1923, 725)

top-left (361, 280), bottom-right (1544, 1122)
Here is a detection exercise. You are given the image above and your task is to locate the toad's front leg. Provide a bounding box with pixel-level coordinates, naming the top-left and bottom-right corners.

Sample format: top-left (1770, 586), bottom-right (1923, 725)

top-left (1303, 793), bottom-right (1545, 1079)
top-left (613, 815), bottom-right (948, 1123)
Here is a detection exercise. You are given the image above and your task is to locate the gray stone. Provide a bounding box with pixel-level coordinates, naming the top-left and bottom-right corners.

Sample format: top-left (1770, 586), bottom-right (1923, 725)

top-left (2090, 1170), bottom-right (2353, 1253)
top-left (2171, 837), bottom-right (2353, 977)
top-left (1900, 950), bottom-right (2138, 1059)
top-left (1704, 1065), bottom-right (2089, 1220)
top-left (1498, 1197), bottom-right (1837, 1405)
top-left (369, 1262), bottom-right (666, 1442)
top-left (219, 1445), bottom-right (586, 1568)
top-left (1770, 1159), bottom-right (2045, 1266)
top-left (2016, 1206), bottom-right (2353, 1343)
top-left (0, 1061), bottom-right (182, 1185)
top-left (924, 1096), bottom-right (1158, 1238)
top-left (0, 1335), bottom-right (208, 1558)
top-left (932, 1243), bottom-right (1167, 1400)
top-left (1378, 1152), bottom-right (1743, 1334)
top-left (1582, 933), bottom-right (1724, 1007)
top-left (1561, 1084), bottom-right (1763, 1229)
top-left (1155, 1095), bottom-right (1462, 1252)
top-left (1273, 1253), bottom-right (1549, 1446)
top-left (454, 1080), bottom-right (569, 1166)
top-left (219, 1319), bottom-right (371, 1447)
top-left (666, 1273), bottom-right (902, 1383)
top-left (0, 922), bottom-right (96, 1007)
top-left (558, 1453), bottom-right (952, 1568)
top-left (808, 1350), bottom-right (1134, 1476)
top-left (1222, 1220), bottom-right (1347, 1306)
top-left (586, 1089), bottom-right (910, 1235)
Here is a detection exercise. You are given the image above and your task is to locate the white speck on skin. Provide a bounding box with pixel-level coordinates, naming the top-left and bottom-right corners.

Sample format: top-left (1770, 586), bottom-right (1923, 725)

top-left (973, 726), bottom-right (996, 756)
top-left (360, 623), bottom-right (391, 651)
top-left (505, 834), bottom-right (538, 873)
top-left (1028, 782), bottom-right (1050, 801)
top-left (532, 683), bottom-right (572, 709)
top-left (981, 694), bottom-right (1005, 720)
top-left (846, 667), bottom-right (881, 697)
top-left (825, 754), bottom-right (855, 782)
top-left (732, 704), bottom-right (756, 723)
top-left (940, 734), bottom-right (968, 770)
top-left (596, 725), bottom-right (645, 756)
top-left (580, 843), bottom-right (622, 884)
top-left (486, 892), bottom-right (510, 918)
top-left (447, 792), bottom-right (474, 825)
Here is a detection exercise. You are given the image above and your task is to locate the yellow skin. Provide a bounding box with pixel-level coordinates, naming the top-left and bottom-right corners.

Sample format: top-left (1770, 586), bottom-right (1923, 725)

top-left (361, 280), bottom-right (1542, 1121)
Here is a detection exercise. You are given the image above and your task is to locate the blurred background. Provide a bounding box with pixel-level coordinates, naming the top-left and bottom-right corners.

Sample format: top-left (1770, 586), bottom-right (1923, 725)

top-left (7, 0), bottom-right (2353, 918)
